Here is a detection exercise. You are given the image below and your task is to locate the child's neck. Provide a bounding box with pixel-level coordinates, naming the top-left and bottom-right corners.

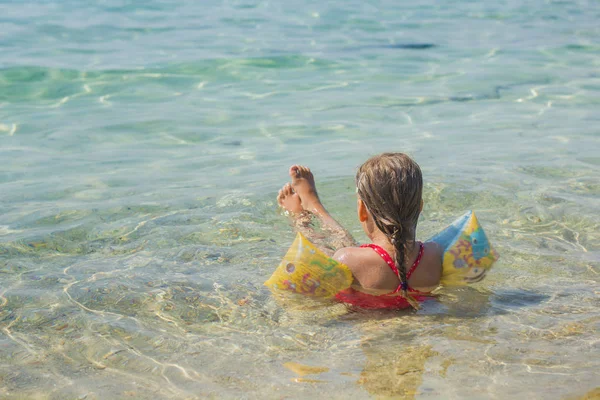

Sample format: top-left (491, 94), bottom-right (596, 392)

top-left (369, 228), bottom-right (418, 258)
top-left (369, 229), bottom-right (392, 247)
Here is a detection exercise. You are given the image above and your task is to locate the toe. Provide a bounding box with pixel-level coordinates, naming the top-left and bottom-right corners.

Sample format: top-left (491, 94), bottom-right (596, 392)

top-left (299, 165), bottom-right (310, 176)
top-left (283, 183), bottom-right (293, 195)
top-left (289, 165), bottom-right (300, 178)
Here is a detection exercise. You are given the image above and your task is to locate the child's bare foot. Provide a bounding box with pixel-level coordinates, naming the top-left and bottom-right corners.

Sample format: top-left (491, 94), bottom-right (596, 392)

top-left (277, 183), bottom-right (303, 214)
top-left (289, 165), bottom-right (322, 213)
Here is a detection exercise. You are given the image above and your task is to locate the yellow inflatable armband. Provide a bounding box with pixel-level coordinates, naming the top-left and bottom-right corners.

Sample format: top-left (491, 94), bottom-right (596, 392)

top-left (265, 211), bottom-right (499, 298)
top-left (264, 232), bottom-right (353, 298)
top-left (430, 211), bottom-right (499, 285)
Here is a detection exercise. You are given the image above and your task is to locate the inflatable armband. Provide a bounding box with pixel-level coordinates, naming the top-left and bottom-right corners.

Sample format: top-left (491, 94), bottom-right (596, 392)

top-left (429, 211), bottom-right (499, 285)
top-left (264, 232), bottom-right (353, 298)
top-left (265, 211), bottom-right (499, 298)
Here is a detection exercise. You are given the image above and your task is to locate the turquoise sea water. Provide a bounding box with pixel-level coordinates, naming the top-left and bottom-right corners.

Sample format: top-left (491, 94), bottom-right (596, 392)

top-left (1, 0), bottom-right (599, 398)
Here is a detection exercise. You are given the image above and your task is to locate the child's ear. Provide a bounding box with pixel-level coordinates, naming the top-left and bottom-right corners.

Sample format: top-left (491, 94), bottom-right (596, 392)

top-left (420, 199), bottom-right (424, 212)
top-left (358, 199), bottom-right (369, 222)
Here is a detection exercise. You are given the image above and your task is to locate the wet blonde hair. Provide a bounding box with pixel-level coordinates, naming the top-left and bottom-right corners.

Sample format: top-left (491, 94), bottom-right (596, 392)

top-left (356, 153), bottom-right (423, 308)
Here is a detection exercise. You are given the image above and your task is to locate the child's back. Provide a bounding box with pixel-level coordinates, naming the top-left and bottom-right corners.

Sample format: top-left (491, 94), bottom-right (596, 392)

top-left (334, 241), bottom-right (442, 295)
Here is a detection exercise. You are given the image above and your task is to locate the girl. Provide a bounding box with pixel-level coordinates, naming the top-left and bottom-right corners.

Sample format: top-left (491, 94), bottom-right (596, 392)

top-left (276, 153), bottom-right (443, 309)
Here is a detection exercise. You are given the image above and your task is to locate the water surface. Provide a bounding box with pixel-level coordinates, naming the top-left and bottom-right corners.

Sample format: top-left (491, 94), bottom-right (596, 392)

top-left (1, 0), bottom-right (599, 398)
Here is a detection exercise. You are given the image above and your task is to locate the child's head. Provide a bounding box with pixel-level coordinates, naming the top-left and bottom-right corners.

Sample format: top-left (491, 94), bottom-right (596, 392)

top-left (356, 153), bottom-right (423, 299)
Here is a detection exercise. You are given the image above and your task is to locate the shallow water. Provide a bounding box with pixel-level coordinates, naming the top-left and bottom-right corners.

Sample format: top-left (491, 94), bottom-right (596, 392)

top-left (1, 0), bottom-right (599, 398)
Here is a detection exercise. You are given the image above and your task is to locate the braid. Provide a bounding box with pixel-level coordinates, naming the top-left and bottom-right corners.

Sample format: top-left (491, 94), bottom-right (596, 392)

top-left (391, 229), bottom-right (420, 310)
top-left (370, 220), bottom-right (421, 310)
top-left (356, 152), bottom-right (424, 310)
top-left (390, 228), bottom-right (408, 287)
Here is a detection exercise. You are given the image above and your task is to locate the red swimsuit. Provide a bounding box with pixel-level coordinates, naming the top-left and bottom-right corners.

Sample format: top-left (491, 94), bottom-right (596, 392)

top-left (335, 242), bottom-right (428, 309)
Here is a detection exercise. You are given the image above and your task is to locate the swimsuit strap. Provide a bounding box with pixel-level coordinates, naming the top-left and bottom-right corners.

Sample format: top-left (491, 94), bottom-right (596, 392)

top-left (406, 242), bottom-right (425, 280)
top-left (360, 243), bottom-right (400, 276)
top-left (360, 242), bottom-right (425, 293)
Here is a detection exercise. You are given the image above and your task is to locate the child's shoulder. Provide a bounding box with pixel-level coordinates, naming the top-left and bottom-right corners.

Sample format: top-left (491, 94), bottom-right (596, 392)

top-left (409, 241), bottom-right (443, 289)
top-left (422, 240), bottom-right (444, 260)
top-left (332, 246), bottom-right (395, 291)
top-left (332, 246), bottom-right (374, 268)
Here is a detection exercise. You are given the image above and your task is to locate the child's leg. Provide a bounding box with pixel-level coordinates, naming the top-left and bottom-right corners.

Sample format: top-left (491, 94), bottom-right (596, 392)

top-left (277, 182), bottom-right (333, 254)
top-left (289, 165), bottom-right (357, 249)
